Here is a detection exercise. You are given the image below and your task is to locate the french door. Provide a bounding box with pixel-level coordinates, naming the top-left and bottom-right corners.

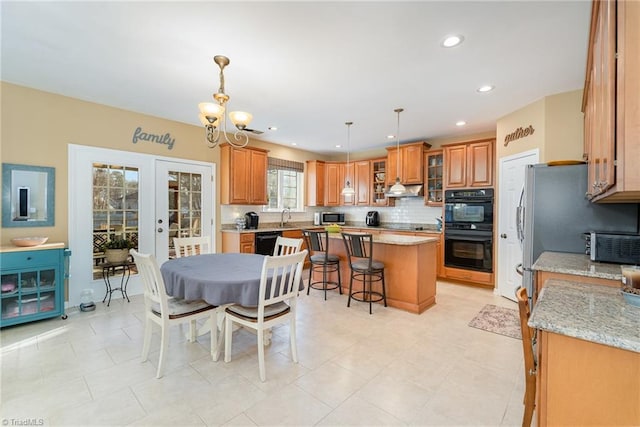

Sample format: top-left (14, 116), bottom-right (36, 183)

top-left (154, 160), bottom-right (213, 265)
top-left (68, 145), bottom-right (215, 307)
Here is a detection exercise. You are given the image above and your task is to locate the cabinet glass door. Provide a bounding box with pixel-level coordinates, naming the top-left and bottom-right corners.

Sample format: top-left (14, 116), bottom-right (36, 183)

top-left (426, 151), bottom-right (443, 205)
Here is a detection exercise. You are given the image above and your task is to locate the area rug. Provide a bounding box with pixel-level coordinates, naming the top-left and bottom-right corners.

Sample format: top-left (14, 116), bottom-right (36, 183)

top-left (468, 304), bottom-right (522, 340)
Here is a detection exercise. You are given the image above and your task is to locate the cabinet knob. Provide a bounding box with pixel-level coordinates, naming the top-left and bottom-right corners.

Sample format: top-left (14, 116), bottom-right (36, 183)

top-left (157, 228), bottom-right (163, 233)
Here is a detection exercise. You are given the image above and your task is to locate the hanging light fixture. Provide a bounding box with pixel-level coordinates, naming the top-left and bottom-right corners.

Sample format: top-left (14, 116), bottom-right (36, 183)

top-left (389, 108), bottom-right (407, 195)
top-left (198, 55), bottom-right (254, 148)
top-left (341, 121), bottom-right (356, 196)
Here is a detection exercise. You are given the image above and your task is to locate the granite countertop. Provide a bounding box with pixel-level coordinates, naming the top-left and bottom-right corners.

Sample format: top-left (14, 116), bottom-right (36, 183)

top-left (529, 279), bottom-right (640, 353)
top-left (221, 223), bottom-right (441, 234)
top-left (328, 232), bottom-right (438, 246)
top-left (532, 251), bottom-right (624, 281)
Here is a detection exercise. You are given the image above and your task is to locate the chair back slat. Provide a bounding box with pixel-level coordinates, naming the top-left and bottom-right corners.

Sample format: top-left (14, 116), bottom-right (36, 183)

top-left (258, 250), bottom-right (307, 316)
top-left (341, 232), bottom-right (374, 269)
top-left (173, 236), bottom-right (211, 258)
top-left (130, 249), bottom-right (169, 315)
top-left (273, 236), bottom-right (303, 256)
top-left (302, 230), bottom-right (331, 260)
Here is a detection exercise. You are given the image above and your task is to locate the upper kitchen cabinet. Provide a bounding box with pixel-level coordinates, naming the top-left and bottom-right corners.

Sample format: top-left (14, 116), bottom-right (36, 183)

top-left (325, 162), bottom-right (344, 206)
top-left (220, 144), bottom-right (268, 205)
top-left (583, 0), bottom-right (640, 202)
top-left (371, 158), bottom-right (394, 207)
top-left (385, 141), bottom-right (431, 186)
top-left (354, 160), bottom-right (371, 205)
top-left (444, 138), bottom-right (495, 189)
top-left (424, 150), bottom-right (444, 206)
top-left (306, 160), bottom-right (326, 207)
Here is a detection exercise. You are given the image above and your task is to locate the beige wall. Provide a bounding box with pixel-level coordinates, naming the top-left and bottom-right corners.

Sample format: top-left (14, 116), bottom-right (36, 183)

top-left (0, 83), bottom-right (332, 250)
top-left (496, 89), bottom-right (583, 163)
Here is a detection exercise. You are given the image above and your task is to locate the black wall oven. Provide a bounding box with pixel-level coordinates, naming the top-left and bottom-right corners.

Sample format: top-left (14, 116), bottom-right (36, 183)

top-left (444, 188), bottom-right (494, 272)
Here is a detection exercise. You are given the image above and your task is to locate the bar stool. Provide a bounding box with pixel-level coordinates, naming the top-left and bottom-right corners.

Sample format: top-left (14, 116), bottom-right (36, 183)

top-left (341, 232), bottom-right (386, 314)
top-left (302, 229), bottom-right (342, 300)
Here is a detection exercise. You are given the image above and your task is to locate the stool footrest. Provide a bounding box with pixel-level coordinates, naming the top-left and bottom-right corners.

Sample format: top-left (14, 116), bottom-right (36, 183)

top-left (308, 281), bottom-right (340, 291)
top-left (349, 290), bottom-right (385, 304)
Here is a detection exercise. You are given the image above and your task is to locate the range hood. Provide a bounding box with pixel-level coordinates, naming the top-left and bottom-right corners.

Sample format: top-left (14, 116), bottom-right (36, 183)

top-left (386, 184), bottom-right (423, 198)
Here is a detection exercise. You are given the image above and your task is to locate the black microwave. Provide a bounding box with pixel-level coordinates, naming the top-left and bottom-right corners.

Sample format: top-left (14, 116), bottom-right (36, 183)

top-left (321, 212), bottom-right (345, 225)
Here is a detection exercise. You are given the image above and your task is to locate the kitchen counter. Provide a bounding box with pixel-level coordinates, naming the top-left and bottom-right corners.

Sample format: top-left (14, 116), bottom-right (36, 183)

top-left (220, 223), bottom-right (441, 234)
top-left (530, 279), bottom-right (640, 353)
top-left (532, 251), bottom-right (624, 281)
top-left (329, 233), bottom-right (437, 246)
top-left (529, 279), bottom-right (640, 425)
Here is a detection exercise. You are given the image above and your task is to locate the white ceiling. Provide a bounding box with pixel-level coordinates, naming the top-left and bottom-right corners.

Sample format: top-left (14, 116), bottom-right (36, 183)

top-left (1, 1), bottom-right (591, 154)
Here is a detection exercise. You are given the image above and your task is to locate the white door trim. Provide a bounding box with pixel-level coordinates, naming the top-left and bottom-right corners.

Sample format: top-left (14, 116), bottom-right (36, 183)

top-left (68, 144), bottom-right (216, 307)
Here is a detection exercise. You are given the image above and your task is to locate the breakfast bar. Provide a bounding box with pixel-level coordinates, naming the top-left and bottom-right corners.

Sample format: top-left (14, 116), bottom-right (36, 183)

top-left (529, 279), bottom-right (640, 426)
top-left (325, 233), bottom-right (439, 314)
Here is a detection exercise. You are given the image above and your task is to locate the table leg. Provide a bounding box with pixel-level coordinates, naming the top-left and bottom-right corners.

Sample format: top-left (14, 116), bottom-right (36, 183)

top-left (102, 267), bottom-right (112, 306)
top-left (120, 265), bottom-right (131, 303)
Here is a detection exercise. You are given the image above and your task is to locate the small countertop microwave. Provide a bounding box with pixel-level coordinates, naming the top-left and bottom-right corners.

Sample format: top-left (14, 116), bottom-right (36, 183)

top-left (321, 212), bottom-right (345, 225)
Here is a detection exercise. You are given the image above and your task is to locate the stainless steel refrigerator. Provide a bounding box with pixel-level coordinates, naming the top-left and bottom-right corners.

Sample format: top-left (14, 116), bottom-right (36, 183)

top-left (517, 163), bottom-right (639, 299)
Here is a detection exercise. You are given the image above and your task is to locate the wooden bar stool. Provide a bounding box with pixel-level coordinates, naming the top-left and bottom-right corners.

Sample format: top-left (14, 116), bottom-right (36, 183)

top-left (341, 232), bottom-right (386, 314)
top-left (302, 230), bottom-right (342, 300)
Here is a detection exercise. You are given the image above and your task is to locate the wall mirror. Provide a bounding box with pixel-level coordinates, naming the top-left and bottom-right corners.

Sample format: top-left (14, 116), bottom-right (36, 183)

top-left (2, 163), bottom-right (55, 227)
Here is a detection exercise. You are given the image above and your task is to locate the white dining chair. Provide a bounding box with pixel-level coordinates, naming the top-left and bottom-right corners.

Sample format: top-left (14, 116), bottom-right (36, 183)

top-left (130, 249), bottom-right (222, 378)
top-left (273, 236), bottom-right (303, 256)
top-left (173, 236), bottom-right (211, 258)
top-left (224, 250), bottom-right (307, 382)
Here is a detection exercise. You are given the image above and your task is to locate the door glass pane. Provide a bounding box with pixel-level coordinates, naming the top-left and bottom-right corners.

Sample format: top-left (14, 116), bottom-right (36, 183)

top-left (92, 163), bottom-right (139, 280)
top-left (168, 171), bottom-right (203, 258)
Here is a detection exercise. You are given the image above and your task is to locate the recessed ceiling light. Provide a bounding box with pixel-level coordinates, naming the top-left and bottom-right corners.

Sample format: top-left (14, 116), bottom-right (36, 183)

top-left (441, 34), bottom-right (464, 48)
top-left (335, 144), bottom-right (342, 148)
top-left (387, 135), bottom-right (395, 139)
top-left (268, 126), bottom-right (278, 131)
top-left (456, 121), bottom-right (467, 126)
top-left (477, 85), bottom-right (495, 93)
top-left (291, 142), bottom-right (297, 146)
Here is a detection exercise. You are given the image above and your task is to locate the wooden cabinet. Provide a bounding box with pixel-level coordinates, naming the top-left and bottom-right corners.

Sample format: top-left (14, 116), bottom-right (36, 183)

top-left (386, 141), bottom-right (431, 185)
top-left (424, 150), bottom-right (444, 206)
top-left (371, 158), bottom-right (391, 207)
top-left (222, 232), bottom-right (255, 254)
top-left (1, 244), bottom-right (68, 327)
top-left (583, 0), bottom-right (640, 202)
top-left (354, 160), bottom-right (370, 205)
top-left (444, 139), bottom-right (494, 189)
top-left (282, 229), bottom-right (310, 268)
top-left (442, 266), bottom-right (493, 288)
top-left (325, 162), bottom-right (343, 206)
top-left (220, 144), bottom-right (268, 205)
top-left (306, 160), bottom-right (326, 207)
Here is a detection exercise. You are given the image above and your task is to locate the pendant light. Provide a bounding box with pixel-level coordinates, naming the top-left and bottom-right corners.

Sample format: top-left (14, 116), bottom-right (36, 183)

top-left (341, 121), bottom-right (356, 196)
top-left (389, 108), bottom-right (407, 195)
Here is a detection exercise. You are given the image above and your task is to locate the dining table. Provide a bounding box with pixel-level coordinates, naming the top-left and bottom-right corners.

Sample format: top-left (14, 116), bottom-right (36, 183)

top-left (160, 252), bottom-right (305, 343)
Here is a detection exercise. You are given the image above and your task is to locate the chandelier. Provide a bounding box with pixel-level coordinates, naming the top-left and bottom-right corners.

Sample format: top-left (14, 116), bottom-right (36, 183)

top-left (198, 55), bottom-right (254, 148)
top-left (389, 108), bottom-right (407, 195)
top-left (341, 121), bottom-right (356, 196)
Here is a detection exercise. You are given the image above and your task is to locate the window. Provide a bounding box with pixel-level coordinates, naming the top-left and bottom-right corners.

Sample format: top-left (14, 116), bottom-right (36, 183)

top-left (265, 158), bottom-right (304, 212)
top-left (92, 163), bottom-right (139, 278)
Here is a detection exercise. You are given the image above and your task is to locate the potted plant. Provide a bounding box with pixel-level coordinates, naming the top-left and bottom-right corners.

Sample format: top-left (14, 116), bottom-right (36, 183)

top-left (101, 237), bottom-right (135, 264)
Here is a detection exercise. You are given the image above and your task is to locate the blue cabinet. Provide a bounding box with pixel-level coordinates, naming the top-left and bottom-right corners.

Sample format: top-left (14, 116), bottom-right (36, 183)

top-left (1, 244), bottom-right (69, 327)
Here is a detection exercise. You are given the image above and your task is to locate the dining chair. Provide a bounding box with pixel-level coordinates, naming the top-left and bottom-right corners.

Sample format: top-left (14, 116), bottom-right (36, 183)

top-left (302, 229), bottom-right (342, 300)
top-left (516, 286), bottom-right (537, 427)
top-left (224, 250), bottom-right (308, 382)
top-left (130, 249), bottom-right (222, 379)
top-left (173, 236), bottom-right (211, 258)
top-left (272, 236), bottom-right (303, 256)
top-left (341, 232), bottom-right (386, 314)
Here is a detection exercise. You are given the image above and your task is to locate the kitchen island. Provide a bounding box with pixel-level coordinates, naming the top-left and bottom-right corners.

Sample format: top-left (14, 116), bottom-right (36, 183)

top-left (323, 233), bottom-right (439, 314)
top-left (529, 279), bottom-right (640, 426)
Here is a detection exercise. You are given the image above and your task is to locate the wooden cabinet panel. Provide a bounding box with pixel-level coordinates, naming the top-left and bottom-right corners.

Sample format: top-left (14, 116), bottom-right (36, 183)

top-left (220, 144), bottom-right (268, 205)
top-left (586, 0), bottom-right (640, 202)
top-left (222, 232), bottom-right (255, 253)
top-left (306, 160), bottom-right (325, 206)
top-left (444, 139), bottom-right (494, 189)
top-left (444, 145), bottom-right (466, 188)
top-left (443, 266), bottom-right (493, 287)
top-left (354, 160), bottom-right (370, 205)
top-left (386, 141), bottom-right (430, 185)
top-left (325, 162), bottom-right (342, 206)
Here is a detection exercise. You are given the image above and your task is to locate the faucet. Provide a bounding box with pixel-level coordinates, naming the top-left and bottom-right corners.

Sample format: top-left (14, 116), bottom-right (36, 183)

top-left (280, 208), bottom-right (291, 227)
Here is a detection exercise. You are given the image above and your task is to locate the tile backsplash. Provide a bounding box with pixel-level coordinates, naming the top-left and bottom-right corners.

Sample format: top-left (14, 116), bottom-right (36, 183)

top-left (221, 197), bottom-right (442, 226)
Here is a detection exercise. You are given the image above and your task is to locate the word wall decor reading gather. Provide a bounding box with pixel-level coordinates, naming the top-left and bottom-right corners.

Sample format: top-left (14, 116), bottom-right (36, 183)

top-left (504, 125), bottom-right (535, 147)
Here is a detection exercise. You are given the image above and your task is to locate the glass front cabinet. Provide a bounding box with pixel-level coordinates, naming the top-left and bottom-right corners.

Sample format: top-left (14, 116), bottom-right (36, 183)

top-left (425, 150), bottom-right (444, 206)
top-left (1, 244), bottom-right (69, 327)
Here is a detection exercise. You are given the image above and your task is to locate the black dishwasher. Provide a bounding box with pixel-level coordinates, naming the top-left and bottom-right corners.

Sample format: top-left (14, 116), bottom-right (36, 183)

top-left (254, 231), bottom-right (282, 255)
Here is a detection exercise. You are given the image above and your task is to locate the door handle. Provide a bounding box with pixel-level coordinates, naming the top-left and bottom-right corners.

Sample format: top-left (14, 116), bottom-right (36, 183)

top-left (515, 263), bottom-right (523, 276)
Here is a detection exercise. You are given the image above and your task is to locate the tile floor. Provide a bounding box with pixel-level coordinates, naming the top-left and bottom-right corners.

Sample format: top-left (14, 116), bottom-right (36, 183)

top-left (1, 279), bottom-right (528, 426)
